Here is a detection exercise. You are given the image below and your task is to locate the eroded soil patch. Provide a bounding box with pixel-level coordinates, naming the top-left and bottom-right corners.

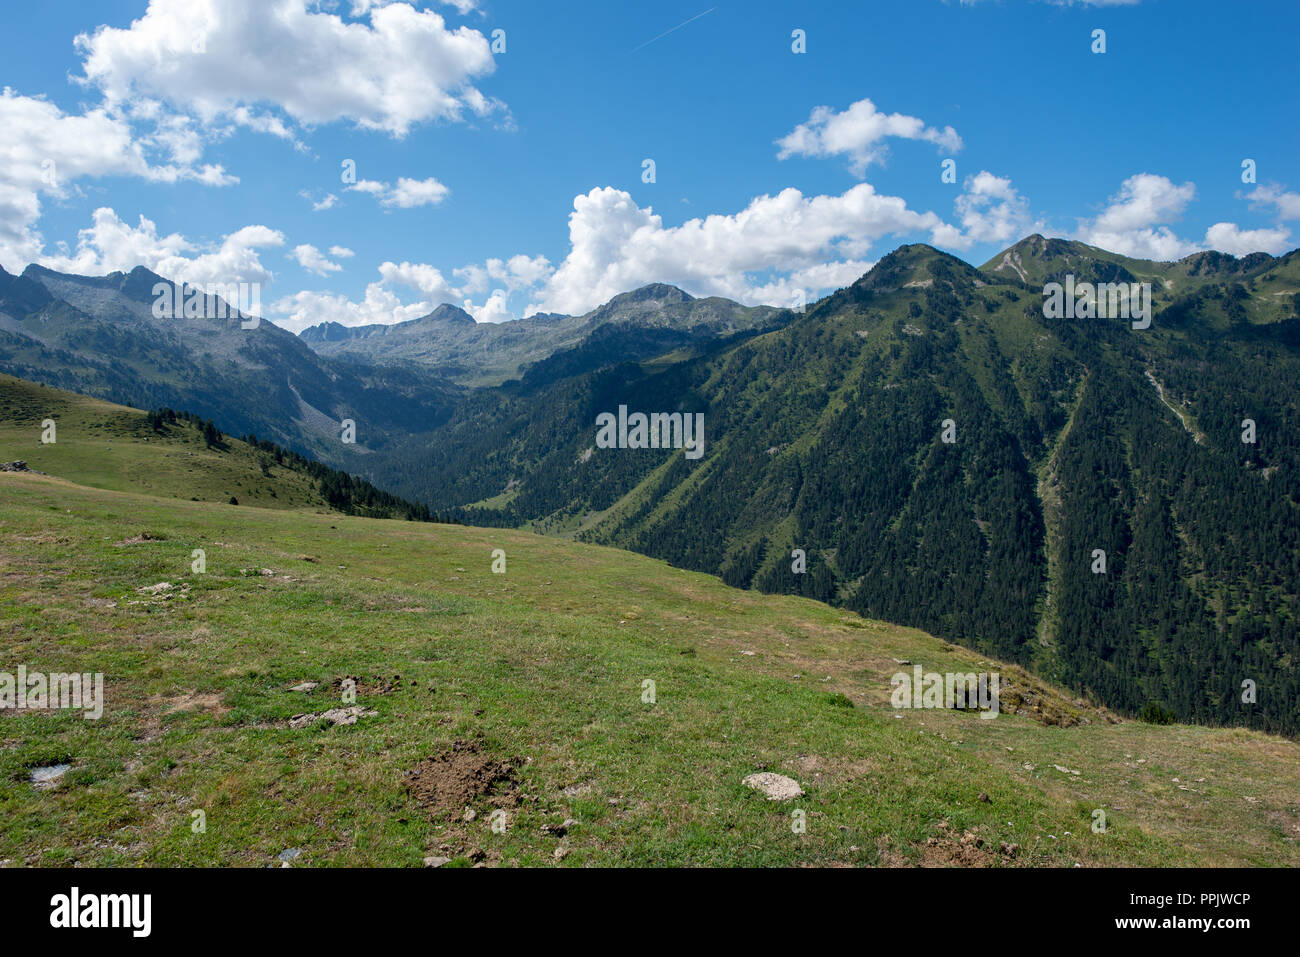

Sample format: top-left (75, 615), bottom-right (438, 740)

top-left (406, 741), bottom-right (520, 817)
top-left (332, 674), bottom-right (402, 696)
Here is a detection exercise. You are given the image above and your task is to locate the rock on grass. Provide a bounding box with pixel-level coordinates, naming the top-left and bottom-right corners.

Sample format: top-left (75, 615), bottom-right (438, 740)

top-left (742, 772), bottom-right (804, 801)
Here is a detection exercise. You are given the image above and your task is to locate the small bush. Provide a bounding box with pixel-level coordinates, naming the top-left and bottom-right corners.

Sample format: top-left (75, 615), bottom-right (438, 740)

top-left (1139, 701), bottom-right (1176, 725)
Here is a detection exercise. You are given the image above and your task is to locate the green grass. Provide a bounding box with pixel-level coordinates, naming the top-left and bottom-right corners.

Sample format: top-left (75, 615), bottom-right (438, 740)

top-left (0, 373), bottom-right (330, 510)
top-left (1, 375), bottom-right (1299, 867)
top-left (2, 471), bottom-right (1299, 866)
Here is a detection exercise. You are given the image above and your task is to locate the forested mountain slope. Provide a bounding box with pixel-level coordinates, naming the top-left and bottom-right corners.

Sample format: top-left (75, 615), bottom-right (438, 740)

top-left (377, 239), bottom-right (1300, 735)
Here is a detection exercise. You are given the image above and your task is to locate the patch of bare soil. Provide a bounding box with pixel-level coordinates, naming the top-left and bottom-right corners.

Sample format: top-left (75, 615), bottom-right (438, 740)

top-left (406, 741), bottom-right (520, 817)
top-left (161, 691), bottom-right (228, 715)
top-left (877, 826), bottom-right (1020, 867)
top-left (919, 831), bottom-right (997, 867)
top-left (787, 753), bottom-right (880, 786)
top-left (115, 533), bottom-right (163, 546)
top-left (331, 674), bottom-right (402, 696)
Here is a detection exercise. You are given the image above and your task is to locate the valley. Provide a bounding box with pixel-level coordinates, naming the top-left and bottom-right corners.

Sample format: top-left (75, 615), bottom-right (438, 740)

top-left (1, 380), bottom-right (1299, 866)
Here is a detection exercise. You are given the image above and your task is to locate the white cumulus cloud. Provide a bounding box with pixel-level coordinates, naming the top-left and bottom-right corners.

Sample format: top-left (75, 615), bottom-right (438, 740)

top-left (531, 183), bottom-right (953, 315)
top-left (74, 0), bottom-right (502, 138)
top-left (1079, 173), bottom-right (1292, 259)
top-left (348, 176), bottom-right (450, 208)
top-left (777, 98), bottom-right (962, 176)
top-left (272, 283), bottom-right (429, 333)
top-left (0, 88), bottom-right (236, 270)
top-left (38, 207), bottom-right (283, 290)
top-left (291, 243), bottom-right (344, 276)
top-left (464, 288), bottom-right (513, 323)
top-left (1247, 183), bottom-right (1300, 221)
top-left (946, 171), bottom-right (1039, 247)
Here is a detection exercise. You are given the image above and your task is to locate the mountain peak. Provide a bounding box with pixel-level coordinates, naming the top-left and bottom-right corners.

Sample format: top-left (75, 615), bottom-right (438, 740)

top-left (424, 302), bottom-right (476, 325)
top-left (632, 282), bottom-right (693, 301)
top-left (299, 320), bottom-right (354, 343)
top-left (980, 234), bottom-right (1145, 286)
top-left (603, 283), bottom-right (693, 309)
top-left (119, 265), bottom-right (169, 301)
top-left (20, 263), bottom-right (60, 281)
top-left (125, 264), bottom-right (165, 282)
top-left (19, 262), bottom-right (164, 303)
top-left (1177, 248), bottom-right (1276, 277)
top-left (582, 283), bottom-right (696, 325)
top-left (0, 263), bottom-right (54, 314)
top-left (854, 243), bottom-right (983, 292)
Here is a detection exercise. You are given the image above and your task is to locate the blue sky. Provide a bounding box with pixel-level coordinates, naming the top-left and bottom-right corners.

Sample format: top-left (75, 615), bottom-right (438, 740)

top-left (1, 0), bottom-right (1297, 330)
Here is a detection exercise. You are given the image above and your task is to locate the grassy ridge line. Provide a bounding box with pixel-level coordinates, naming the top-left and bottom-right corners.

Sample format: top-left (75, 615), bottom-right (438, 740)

top-left (0, 372), bottom-right (432, 521)
top-left (1, 471), bottom-right (1298, 866)
top-left (0, 372), bottom-right (330, 510)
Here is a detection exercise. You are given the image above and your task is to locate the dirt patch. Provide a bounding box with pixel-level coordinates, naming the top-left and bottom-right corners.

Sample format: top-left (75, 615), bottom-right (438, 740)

top-left (162, 691), bottom-right (228, 715)
top-left (877, 826), bottom-right (1018, 867)
top-left (787, 753), bottom-right (880, 786)
top-left (331, 674), bottom-right (401, 696)
top-left (918, 822), bottom-right (1019, 867)
top-left (406, 741), bottom-right (520, 817)
top-left (6, 533), bottom-right (70, 545)
top-left (875, 835), bottom-right (909, 867)
top-left (918, 832), bottom-right (997, 867)
top-left (116, 533), bottom-right (164, 546)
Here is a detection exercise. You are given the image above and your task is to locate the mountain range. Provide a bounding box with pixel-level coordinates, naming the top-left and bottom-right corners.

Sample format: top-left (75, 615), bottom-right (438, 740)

top-left (299, 282), bottom-right (787, 387)
top-left (2, 235), bottom-right (1297, 735)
